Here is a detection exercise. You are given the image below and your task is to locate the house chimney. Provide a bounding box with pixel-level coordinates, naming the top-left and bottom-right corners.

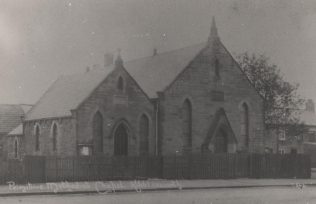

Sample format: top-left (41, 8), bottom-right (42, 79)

top-left (86, 66), bottom-right (90, 73)
top-left (92, 64), bottom-right (100, 70)
top-left (306, 99), bottom-right (315, 112)
top-left (153, 48), bottom-right (158, 56)
top-left (115, 49), bottom-right (123, 67)
top-left (104, 53), bottom-right (114, 67)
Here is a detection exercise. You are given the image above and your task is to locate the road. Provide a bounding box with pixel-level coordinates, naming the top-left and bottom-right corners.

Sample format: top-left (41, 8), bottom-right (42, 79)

top-left (1, 186), bottom-right (316, 204)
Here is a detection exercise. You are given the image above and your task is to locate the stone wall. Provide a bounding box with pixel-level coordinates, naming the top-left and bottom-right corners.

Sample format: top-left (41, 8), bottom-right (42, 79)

top-left (160, 42), bottom-right (265, 155)
top-left (6, 135), bottom-right (25, 159)
top-left (23, 118), bottom-right (76, 156)
top-left (76, 66), bottom-right (156, 156)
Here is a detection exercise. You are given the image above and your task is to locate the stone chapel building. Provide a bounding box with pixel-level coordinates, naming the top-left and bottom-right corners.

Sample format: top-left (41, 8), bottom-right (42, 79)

top-left (22, 18), bottom-right (265, 157)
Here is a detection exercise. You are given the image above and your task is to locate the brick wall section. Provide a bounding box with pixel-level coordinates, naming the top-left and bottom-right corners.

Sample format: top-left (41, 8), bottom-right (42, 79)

top-left (24, 118), bottom-right (76, 156)
top-left (160, 42), bottom-right (265, 155)
top-left (76, 66), bottom-right (156, 156)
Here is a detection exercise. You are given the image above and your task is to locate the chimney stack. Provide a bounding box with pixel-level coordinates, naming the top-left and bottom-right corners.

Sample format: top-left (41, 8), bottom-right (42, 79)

top-left (92, 64), bottom-right (101, 70)
top-left (86, 66), bottom-right (90, 73)
top-left (153, 48), bottom-right (158, 56)
top-left (104, 53), bottom-right (114, 67)
top-left (306, 99), bottom-right (315, 112)
top-left (115, 49), bottom-right (123, 67)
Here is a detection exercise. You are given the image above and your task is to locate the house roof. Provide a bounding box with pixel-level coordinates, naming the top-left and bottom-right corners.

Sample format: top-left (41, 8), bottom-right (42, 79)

top-left (8, 124), bottom-right (23, 136)
top-left (25, 42), bottom-right (207, 121)
top-left (25, 66), bottom-right (114, 120)
top-left (0, 104), bottom-right (32, 134)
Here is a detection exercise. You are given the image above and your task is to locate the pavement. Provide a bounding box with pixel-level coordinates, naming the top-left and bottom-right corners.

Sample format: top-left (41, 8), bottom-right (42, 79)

top-left (1, 178), bottom-right (316, 197)
top-left (3, 186), bottom-right (316, 204)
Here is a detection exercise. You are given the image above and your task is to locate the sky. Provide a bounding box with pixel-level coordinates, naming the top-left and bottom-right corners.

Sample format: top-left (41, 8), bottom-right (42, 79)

top-left (0, 0), bottom-right (316, 105)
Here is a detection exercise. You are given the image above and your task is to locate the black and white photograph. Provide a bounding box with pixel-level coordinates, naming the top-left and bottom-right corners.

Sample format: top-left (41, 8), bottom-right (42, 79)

top-left (0, 0), bottom-right (316, 203)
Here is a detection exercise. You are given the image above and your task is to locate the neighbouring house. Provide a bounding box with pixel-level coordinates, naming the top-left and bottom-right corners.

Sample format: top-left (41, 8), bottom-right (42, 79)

top-left (0, 104), bottom-right (32, 158)
top-left (22, 18), bottom-right (265, 157)
top-left (299, 100), bottom-right (316, 166)
top-left (265, 99), bottom-right (316, 156)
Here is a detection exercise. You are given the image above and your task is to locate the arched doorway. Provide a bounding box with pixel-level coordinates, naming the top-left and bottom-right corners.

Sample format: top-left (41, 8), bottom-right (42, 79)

top-left (214, 128), bottom-right (228, 153)
top-left (202, 108), bottom-right (237, 154)
top-left (114, 123), bottom-right (128, 156)
top-left (92, 112), bottom-right (103, 154)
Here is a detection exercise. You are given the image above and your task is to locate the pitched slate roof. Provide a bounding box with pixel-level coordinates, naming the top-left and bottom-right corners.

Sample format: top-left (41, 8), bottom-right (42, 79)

top-left (0, 104), bottom-right (32, 134)
top-left (25, 66), bottom-right (114, 120)
top-left (124, 42), bottom-right (206, 98)
top-left (8, 124), bottom-right (23, 136)
top-left (25, 42), bottom-right (207, 121)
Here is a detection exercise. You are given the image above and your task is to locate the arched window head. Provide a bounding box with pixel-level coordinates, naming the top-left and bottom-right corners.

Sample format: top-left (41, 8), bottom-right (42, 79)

top-left (35, 124), bottom-right (40, 151)
top-left (215, 58), bottom-right (220, 78)
top-left (240, 103), bottom-right (249, 147)
top-left (182, 99), bottom-right (192, 153)
top-left (117, 76), bottom-right (124, 92)
top-left (52, 123), bottom-right (58, 151)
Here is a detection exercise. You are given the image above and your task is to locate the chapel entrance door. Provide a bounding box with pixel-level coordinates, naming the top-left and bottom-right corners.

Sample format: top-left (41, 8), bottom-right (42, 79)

top-left (114, 123), bottom-right (128, 156)
top-left (214, 129), bottom-right (228, 153)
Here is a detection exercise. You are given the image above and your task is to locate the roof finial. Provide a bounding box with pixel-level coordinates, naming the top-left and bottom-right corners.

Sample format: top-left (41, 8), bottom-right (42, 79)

top-left (115, 48), bottom-right (123, 66)
top-left (208, 16), bottom-right (219, 42)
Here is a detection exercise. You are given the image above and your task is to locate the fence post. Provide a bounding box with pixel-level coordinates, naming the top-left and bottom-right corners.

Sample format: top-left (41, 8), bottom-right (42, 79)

top-left (43, 157), bottom-right (47, 183)
top-left (249, 153), bottom-right (252, 178)
top-left (233, 154), bottom-right (236, 178)
top-left (72, 157), bottom-right (75, 182)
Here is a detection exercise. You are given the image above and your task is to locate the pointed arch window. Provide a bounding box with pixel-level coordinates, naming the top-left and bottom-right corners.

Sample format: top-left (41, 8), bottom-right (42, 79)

top-left (52, 123), bottom-right (58, 151)
top-left (241, 103), bottom-right (249, 147)
top-left (14, 138), bottom-right (18, 159)
top-left (92, 111), bottom-right (103, 154)
top-left (117, 76), bottom-right (124, 92)
top-left (139, 114), bottom-right (149, 155)
top-left (35, 124), bottom-right (40, 151)
top-left (182, 99), bottom-right (192, 153)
